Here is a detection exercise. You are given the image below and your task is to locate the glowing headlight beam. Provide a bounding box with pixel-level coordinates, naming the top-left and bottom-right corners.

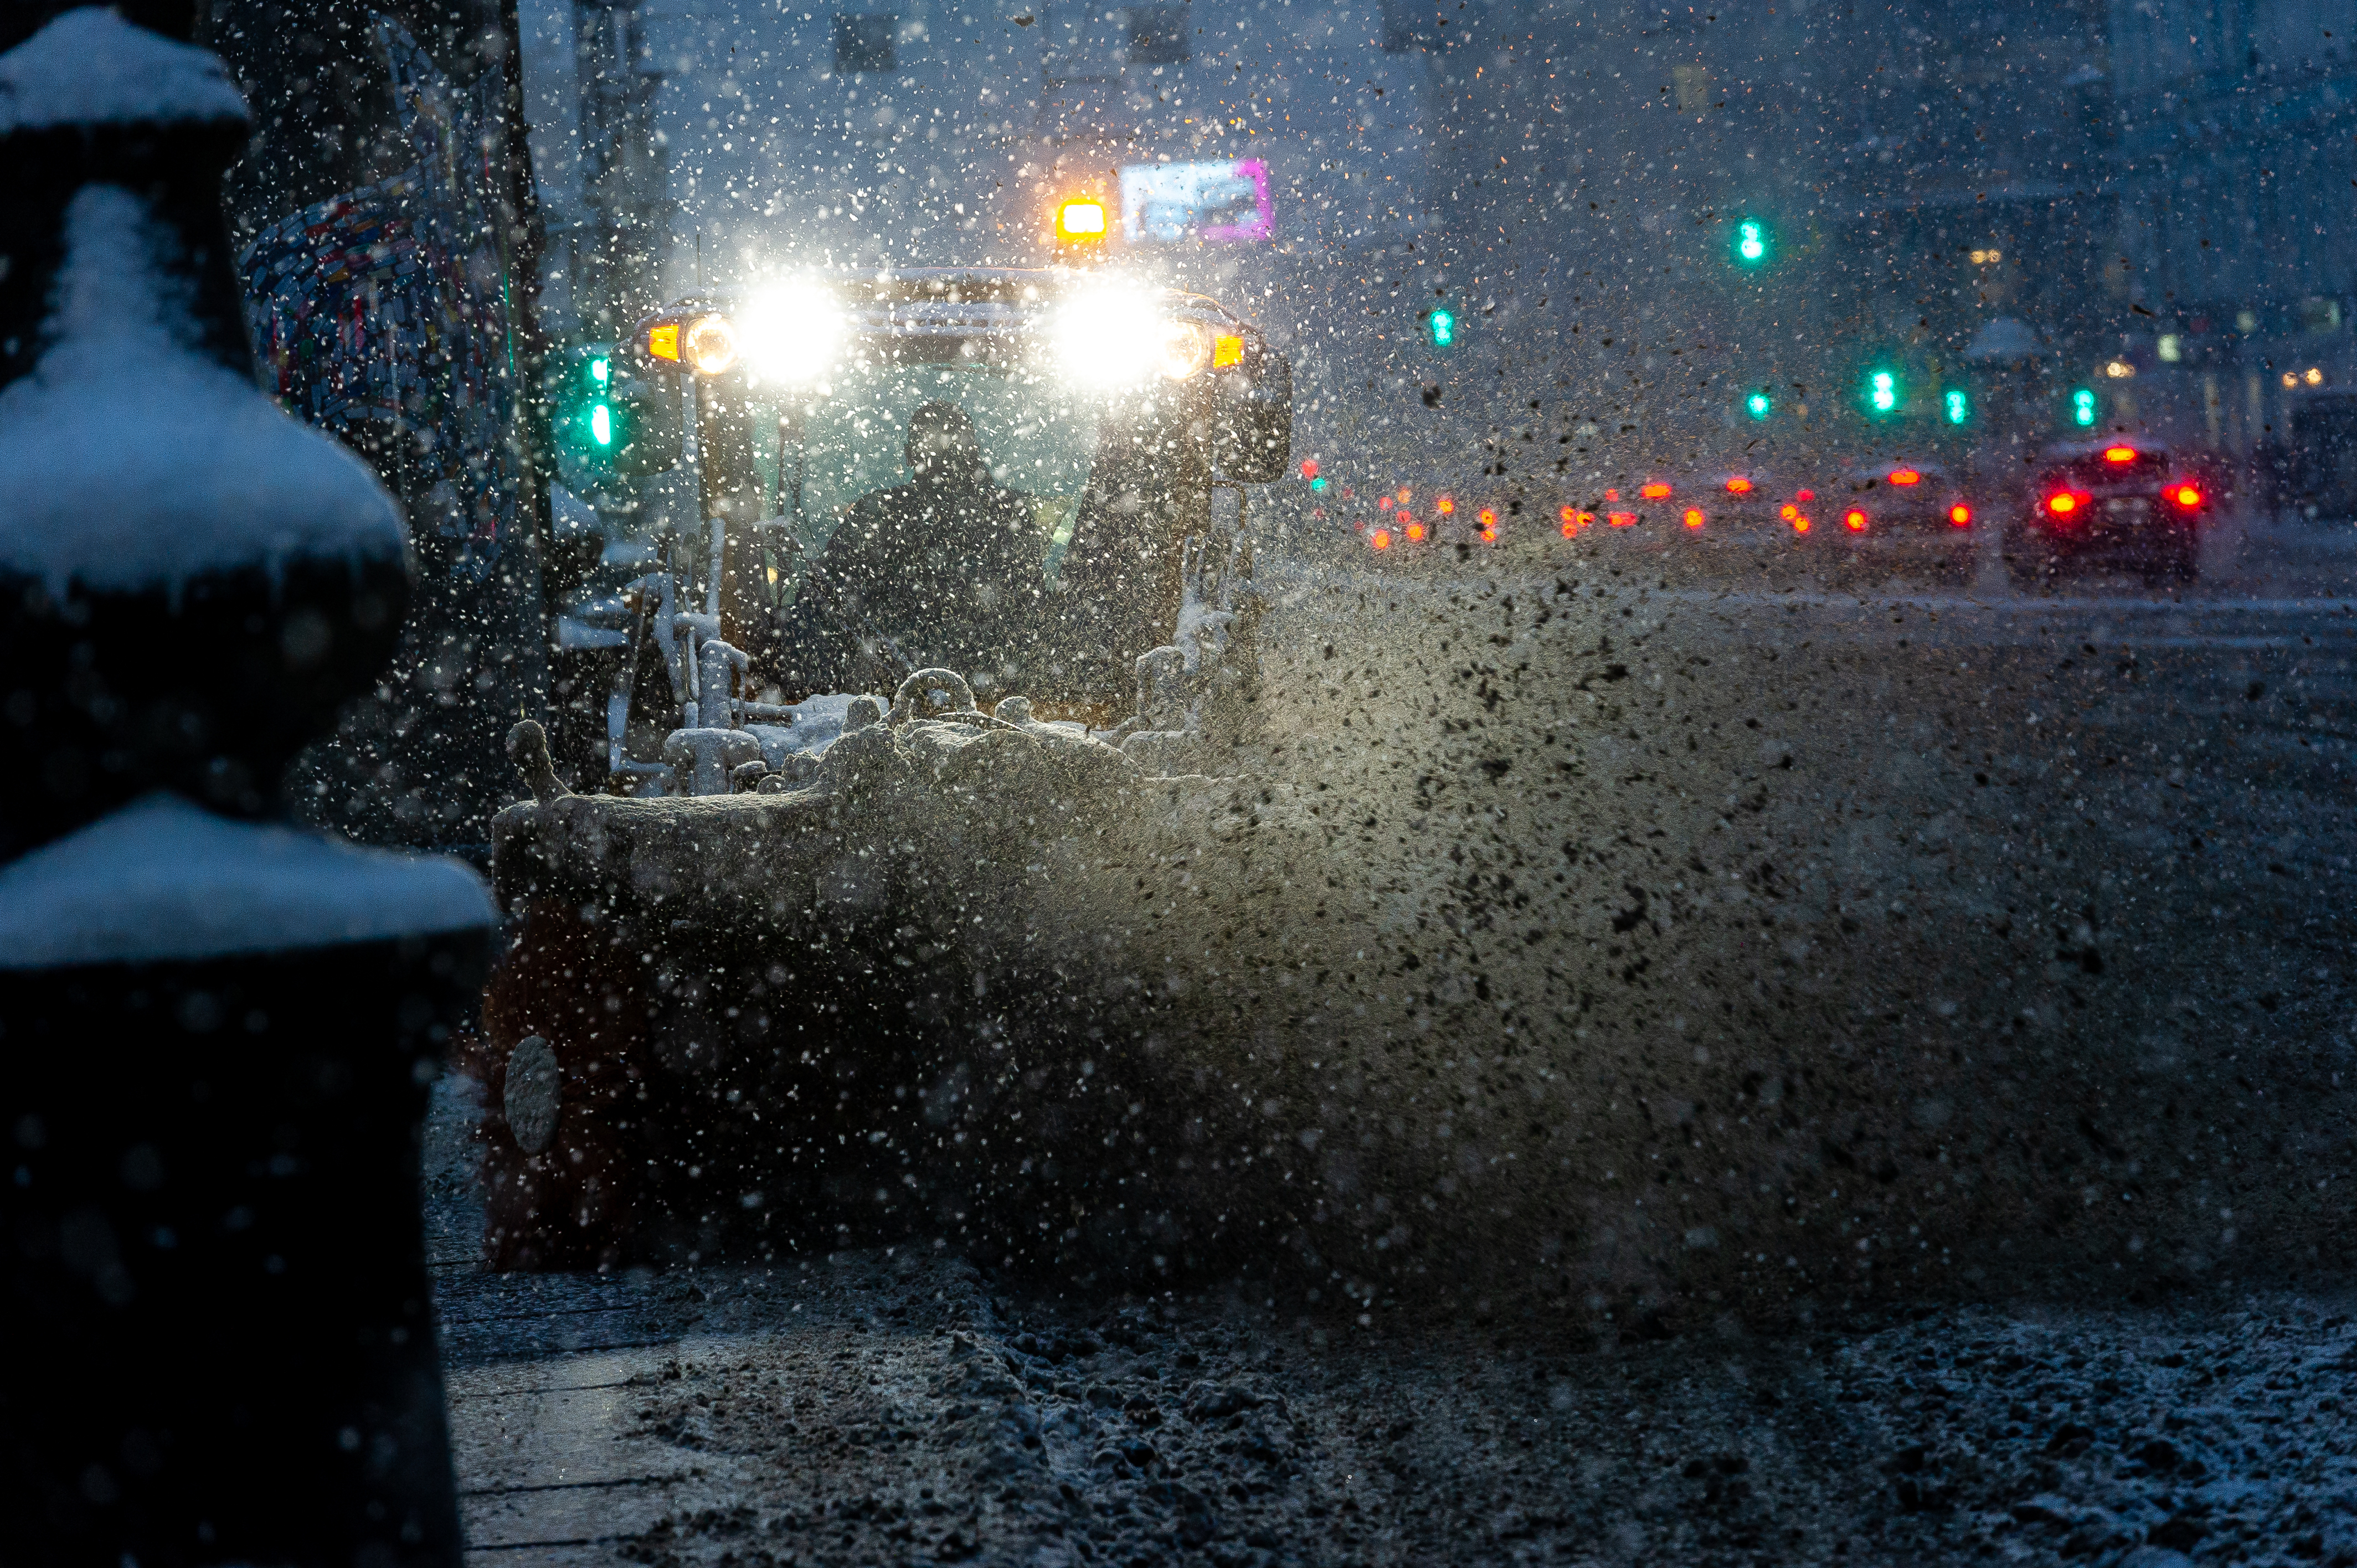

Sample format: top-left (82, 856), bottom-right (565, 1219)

top-left (683, 313), bottom-right (739, 376)
top-left (735, 283), bottom-right (847, 385)
top-left (1048, 285), bottom-right (1211, 388)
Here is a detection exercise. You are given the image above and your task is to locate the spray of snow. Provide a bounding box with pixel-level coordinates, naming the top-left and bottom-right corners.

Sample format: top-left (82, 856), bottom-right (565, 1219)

top-left (0, 792), bottom-right (496, 969)
top-left (0, 8), bottom-right (250, 133)
top-left (0, 185), bottom-right (406, 599)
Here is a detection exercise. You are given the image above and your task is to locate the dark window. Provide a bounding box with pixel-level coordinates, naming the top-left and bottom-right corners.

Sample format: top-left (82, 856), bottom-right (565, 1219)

top-left (833, 14), bottom-right (896, 73)
top-left (1123, 5), bottom-right (1189, 64)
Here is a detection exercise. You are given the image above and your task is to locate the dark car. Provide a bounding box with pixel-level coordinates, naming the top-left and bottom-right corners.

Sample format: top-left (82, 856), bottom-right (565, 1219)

top-left (1823, 460), bottom-right (1978, 581)
top-left (2009, 440), bottom-right (2204, 585)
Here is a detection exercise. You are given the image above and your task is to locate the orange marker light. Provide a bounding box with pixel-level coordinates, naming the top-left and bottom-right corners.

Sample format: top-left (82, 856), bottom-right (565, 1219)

top-left (1371, 528), bottom-right (1393, 550)
top-left (2103, 445), bottom-right (2138, 463)
top-left (1949, 503), bottom-right (1972, 527)
top-left (1844, 508), bottom-right (1869, 532)
top-left (1608, 510), bottom-right (1638, 527)
top-left (1725, 476), bottom-right (1754, 495)
top-left (647, 321), bottom-right (681, 361)
top-left (1213, 333), bottom-right (1245, 369)
top-left (1888, 468), bottom-right (1922, 486)
top-left (1683, 508), bottom-right (1705, 529)
top-left (1436, 496), bottom-right (1455, 515)
top-left (1640, 481), bottom-right (1672, 501)
top-left (1055, 198), bottom-right (1108, 241)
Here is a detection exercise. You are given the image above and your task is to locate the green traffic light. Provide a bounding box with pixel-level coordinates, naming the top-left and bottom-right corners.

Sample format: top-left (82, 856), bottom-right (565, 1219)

top-left (1732, 218), bottom-right (1769, 267)
top-left (1944, 388), bottom-right (1970, 425)
top-left (1867, 369), bottom-right (1899, 415)
top-left (590, 403), bottom-right (614, 447)
top-left (1427, 307), bottom-right (1457, 349)
top-left (1309, 476), bottom-right (1327, 492)
top-left (2071, 387), bottom-right (2097, 427)
top-left (589, 355), bottom-right (610, 387)
top-left (1745, 390), bottom-right (1772, 420)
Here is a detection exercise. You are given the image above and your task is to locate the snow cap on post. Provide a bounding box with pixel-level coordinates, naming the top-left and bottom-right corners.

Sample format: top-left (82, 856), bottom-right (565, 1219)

top-left (0, 183), bottom-right (405, 597)
top-left (0, 8), bottom-right (249, 135)
top-left (0, 10), bottom-right (412, 857)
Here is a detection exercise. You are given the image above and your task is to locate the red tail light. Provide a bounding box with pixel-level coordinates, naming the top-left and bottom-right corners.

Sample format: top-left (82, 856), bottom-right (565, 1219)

top-left (2103, 445), bottom-right (2138, 463)
top-left (1725, 476), bottom-right (1754, 495)
top-left (2169, 482), bottom-right (2204, 509)
top-left (1436, 496), bottom-right (1455, 516)
top-left (1843, 508), bottom-right (1869, 532)
top-left (1888, 468), bottom-right (1922, 486)
top-left (1559, 506), bottom-right (1589, 538)
top-left (1403, 519), bottom-right (1425, 542)
top-left (1683, 508), bottom-right (1706, 529)
top-left (1795, 487), bottom-right (1815, 503)
top-left (1371, 528), bottom-right (1392, 550)
top-left (1948, 503), bottom-right (1972, 527)
top-left (1377, 495), bottom-right (1393, 511)
top-left (2045, 489), bottom-right (2090, 518)
top-left (1607, 510), bottom-right (1638, 527)
top-left (1640, 481), bottom-right (1672, 501)
top-left (1478, 508), bottom-right (1497, 528)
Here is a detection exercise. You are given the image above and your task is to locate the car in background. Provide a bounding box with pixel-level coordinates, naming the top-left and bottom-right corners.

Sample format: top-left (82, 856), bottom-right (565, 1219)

top-left (1681, 471), bottom-right (1814, 536)
top-left (1340, 471), bottom-right (1527, 555)
top-left (1821, 460), bottom-right (1977, 580)
top-left (2010, 441), bottom-right (2203, 585)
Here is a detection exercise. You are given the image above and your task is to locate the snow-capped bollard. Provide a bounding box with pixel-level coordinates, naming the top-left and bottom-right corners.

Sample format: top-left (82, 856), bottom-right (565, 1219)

top-left (0, 12), bottom-right (494, 1565)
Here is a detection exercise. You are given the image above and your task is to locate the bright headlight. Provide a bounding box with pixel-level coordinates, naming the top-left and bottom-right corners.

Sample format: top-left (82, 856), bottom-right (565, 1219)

top-left (1050, 285), bottom-right (1210, 388)
top-left (683, 313), bottom-right (739, 375)
top-left (736, 283), bottom-right (846, 385)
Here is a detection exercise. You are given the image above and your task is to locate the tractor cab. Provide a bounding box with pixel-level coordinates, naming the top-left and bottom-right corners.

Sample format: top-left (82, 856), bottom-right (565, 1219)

top-left (566, 269), bottom-right (1290, 793)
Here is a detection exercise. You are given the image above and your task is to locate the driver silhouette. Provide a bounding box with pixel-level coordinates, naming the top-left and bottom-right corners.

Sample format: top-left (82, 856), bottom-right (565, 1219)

top-left (774, 400), bottom-right (1046, 700)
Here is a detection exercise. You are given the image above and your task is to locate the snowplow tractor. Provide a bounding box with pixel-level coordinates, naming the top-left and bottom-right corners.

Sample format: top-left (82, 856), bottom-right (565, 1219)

top-left (480, 271), bottom-right (1291, 1267)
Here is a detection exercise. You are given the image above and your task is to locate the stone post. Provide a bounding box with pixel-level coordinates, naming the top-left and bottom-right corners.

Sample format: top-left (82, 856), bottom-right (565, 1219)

top-left (0, 12), bottom-right (495, 1562)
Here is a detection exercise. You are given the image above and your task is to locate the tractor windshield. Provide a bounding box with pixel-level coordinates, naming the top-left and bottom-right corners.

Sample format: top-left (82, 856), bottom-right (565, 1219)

top-left (756, 354), bottom-right (1102, 576)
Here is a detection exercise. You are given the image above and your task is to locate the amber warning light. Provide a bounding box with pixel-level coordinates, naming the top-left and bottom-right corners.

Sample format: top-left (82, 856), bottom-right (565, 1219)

top-left (1056, 198), bottom-right (1108, 244)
